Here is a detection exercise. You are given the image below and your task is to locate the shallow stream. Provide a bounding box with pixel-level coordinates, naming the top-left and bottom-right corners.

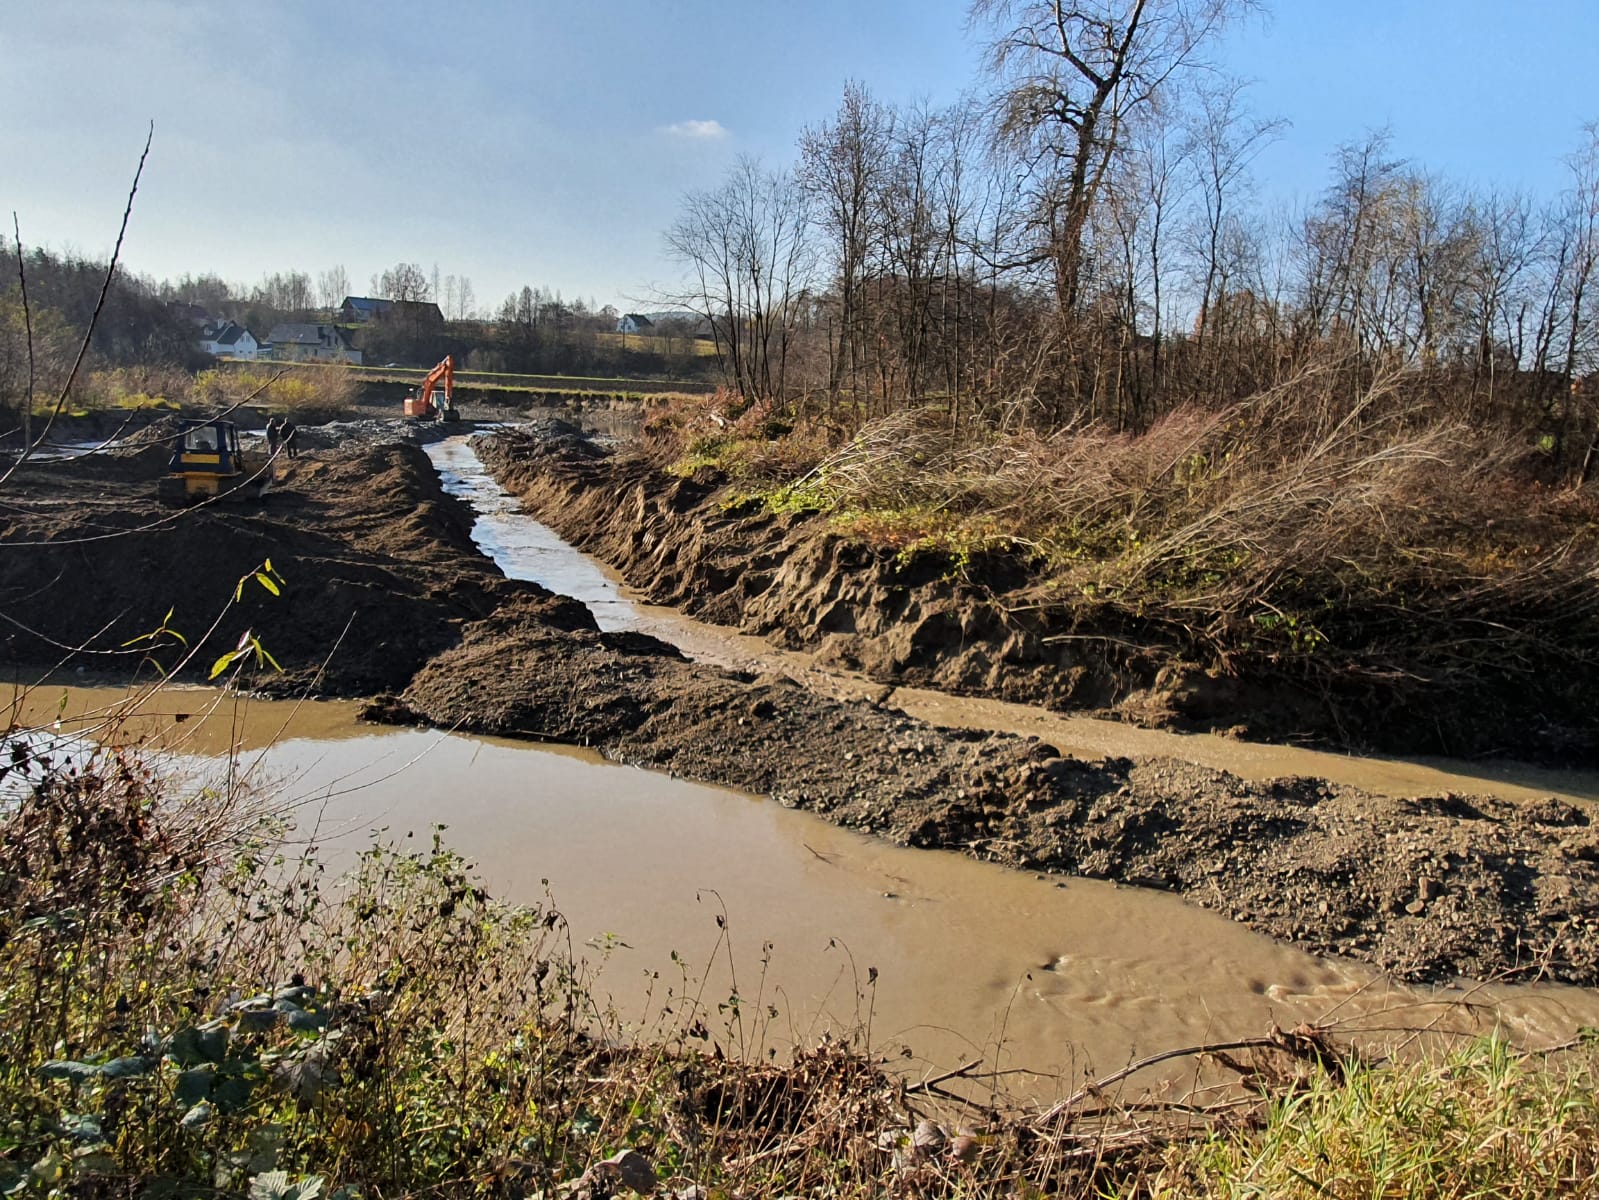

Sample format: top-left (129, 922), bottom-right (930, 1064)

top-left (13, 681), bottom-right (1599, 1105)
top-left (8, 432), bottom-right (1598, 1103)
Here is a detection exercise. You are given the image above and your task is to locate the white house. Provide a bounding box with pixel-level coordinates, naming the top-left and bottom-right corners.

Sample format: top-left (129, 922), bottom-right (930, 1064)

top-left (616, 313), bottom-right (655, 334)
top-left (197, 321), bottom-right (263, 360)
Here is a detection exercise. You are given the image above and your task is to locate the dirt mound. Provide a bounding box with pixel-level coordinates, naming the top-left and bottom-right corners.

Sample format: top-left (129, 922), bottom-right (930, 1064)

top-left (0, 441), bottom-right (529, 695)
top-left (392, 594), bottom-right (1599, 985)
top-left (476, 429), bottom-right (1598, 764)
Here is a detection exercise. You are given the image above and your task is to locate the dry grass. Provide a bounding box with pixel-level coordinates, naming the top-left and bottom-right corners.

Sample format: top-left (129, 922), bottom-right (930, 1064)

top-left (194, 362), bottom-right (358, 421)
top-left (685, 366), bottom-right (1599, 711)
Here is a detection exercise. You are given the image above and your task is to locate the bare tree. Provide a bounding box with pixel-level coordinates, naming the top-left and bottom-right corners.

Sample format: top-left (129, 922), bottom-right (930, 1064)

top-left (973, 0), bottom-right (1251, 316)
top-left (374, 263), bottom-right (431, 303)
top-left (317, 265), bottom-right (350, 310)
top-left (800, 82), bottom-right (894, 407)
top-left (255, 270), bottom-right (313, 313)
top-left (1183, 77), bottom-right (1284, 365)
top-left (665, 157), bottom-right (816, 404)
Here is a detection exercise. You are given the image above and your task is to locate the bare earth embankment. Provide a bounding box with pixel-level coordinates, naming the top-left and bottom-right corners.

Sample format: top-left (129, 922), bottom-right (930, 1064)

top-left (4, 427), bottom-right (1599, 986)
top-left (476, 414), bottom-right (1599, 768)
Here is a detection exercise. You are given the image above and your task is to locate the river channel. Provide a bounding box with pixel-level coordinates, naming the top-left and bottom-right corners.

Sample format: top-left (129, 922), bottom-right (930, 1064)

top-left (7, 432), bottom-right (1598, 1104)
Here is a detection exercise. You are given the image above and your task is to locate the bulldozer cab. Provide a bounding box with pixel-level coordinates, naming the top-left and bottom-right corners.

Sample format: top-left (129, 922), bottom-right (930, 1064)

top-left (159, 419), bottom-right (265, 506)
top-left (170, 419), bottom-right (239, 468)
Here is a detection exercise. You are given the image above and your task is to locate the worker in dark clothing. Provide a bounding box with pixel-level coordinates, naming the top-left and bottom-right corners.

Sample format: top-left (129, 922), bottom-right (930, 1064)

top-left (280, 418), bottom-right (300, 460)
top-left (265, 416), bottom-right (283, 457)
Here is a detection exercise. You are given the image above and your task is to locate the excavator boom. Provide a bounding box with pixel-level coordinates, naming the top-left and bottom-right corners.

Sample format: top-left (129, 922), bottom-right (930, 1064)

top-left (404, 356), bottom-right (460, 421)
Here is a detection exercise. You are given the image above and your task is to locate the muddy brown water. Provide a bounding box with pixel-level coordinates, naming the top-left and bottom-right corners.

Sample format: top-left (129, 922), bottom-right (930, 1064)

top-left (12, 681), bottom-right (1599, 1106)
top-left (9, 433), bottom-right (1596, 1102)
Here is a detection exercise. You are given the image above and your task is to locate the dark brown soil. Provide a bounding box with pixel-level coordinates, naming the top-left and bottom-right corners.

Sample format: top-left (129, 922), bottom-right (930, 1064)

top-left (474, 430), bottom-right (1597, 765)
top-left (396, 591), bottom-right (1599, 986)
top-left (0, 437), bottom-right (528, 695)
top-left (5, 423), bottom-right (1599, 987)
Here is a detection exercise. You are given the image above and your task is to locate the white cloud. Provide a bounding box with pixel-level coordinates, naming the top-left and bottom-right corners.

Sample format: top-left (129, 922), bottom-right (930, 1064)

top-left (660, 119), bottom-right (729, 141)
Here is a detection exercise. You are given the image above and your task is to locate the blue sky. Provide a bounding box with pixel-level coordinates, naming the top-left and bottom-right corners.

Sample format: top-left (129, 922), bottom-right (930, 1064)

top-left (3, 1), bottom-right (1596, 312)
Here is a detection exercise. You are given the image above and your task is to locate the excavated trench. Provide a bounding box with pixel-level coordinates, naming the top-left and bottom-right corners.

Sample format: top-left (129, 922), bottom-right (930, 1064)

top-left (473, 428), bottom-right (1599, 766)
top-left (405, 433), bottom-right (1599, 991)
top-left (7, 424), bottom-right (1599, 1043)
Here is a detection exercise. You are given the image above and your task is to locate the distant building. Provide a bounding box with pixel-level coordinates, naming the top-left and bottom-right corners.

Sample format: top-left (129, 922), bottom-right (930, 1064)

top-left (340, 296), bottom-right (446, 327)
top-left (339, 296), bottom-right (393, 323)
top-left (264, 323), bottom-right (363, 365)
top-left (197, 321), bottom-right (262, 360)
top-left (616, 313), bottom-right (655, 334)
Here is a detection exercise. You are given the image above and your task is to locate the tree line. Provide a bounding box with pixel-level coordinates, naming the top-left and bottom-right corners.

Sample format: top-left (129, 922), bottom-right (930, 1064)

top-left (0, 242), bottom-right (715, 425)
top-left (665, 0), bottom-right (1599, 475)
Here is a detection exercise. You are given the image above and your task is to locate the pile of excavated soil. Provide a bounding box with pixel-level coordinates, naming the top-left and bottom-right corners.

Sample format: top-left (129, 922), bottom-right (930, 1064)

top-left (9, 422), bottom-right (1599, 988)
top-left (0, 440), bottom-right (526, 695)
top-left (475, 430), bottom-right (1598, 765)
top-left (391, 591), bottom-right (1599, 987)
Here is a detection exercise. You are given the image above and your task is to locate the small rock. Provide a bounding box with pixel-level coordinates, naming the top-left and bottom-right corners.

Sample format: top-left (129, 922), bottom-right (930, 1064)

top-left (1405, 899), bottom-right (1427, 916)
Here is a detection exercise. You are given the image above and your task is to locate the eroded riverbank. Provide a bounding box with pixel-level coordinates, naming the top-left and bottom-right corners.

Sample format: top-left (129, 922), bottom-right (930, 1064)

top-left (5, 424), bottom-right (1599, 993)
top-left (476, 425), bottom-right (1599, 766)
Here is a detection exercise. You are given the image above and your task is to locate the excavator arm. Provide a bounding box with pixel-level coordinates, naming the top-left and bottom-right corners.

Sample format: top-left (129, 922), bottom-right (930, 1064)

top-left (405, 356), bottom-right (460, 421)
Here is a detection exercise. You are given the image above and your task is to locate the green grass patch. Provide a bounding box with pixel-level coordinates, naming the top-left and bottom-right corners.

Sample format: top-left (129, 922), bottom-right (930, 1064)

top-left (1149, 1038), bottom-right (1599, 1198)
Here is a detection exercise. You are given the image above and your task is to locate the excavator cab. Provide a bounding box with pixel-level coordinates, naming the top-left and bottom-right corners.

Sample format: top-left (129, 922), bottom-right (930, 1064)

top-left (404, 355), bottom-right (461, 422)
top-left (157, 418), bottom-right (268, 506)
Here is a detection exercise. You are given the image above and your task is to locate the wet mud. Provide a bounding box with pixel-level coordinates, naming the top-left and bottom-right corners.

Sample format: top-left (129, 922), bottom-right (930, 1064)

top-left (5, 425), bottom-right (1599, 988)
top-left (476, 429), bottom-right (1598, 766)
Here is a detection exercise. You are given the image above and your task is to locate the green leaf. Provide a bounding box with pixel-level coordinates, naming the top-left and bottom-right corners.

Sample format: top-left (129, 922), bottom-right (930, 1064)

top-left (56, 1113), bottom-right (102, 1144)
top-left (167, 1026), bottom-right (227, 1067)
top-left (287, 1009), bottom-right (325, 1033)
top-left (209, 650), bottom-right (242, 680)
top-left (254, 572), bottom-right (280, 597)
top-left (213, 1074), bottom-right (254, 1113)
top-left (175, 1067), bottom-right (215, 1105)
top-left (100, 1055), bottom-right (155, 1078)
top-left (236, 1008), bottom-right (281, 1033)
top-left (38, 1060), bottom-right (102, 1084)
top-left (250, 1170), bottom-right (325, 1200)
top-left (72, 1145), bottom-right (118, 1174)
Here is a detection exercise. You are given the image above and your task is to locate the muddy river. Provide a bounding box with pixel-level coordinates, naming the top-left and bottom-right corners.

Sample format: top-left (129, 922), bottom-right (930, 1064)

top-left (12, 680), bottom-right (1599, 1104)
top-left (7, 433), bottom-right (1597, 1103)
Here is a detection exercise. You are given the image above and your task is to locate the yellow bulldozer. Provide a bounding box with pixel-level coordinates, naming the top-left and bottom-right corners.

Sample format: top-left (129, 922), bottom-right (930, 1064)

top-left (157, 418), bottom-right (271, 506)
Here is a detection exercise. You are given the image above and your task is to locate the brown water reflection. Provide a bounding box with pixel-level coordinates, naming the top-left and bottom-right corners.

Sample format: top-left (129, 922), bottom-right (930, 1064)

top-left (12, 683), bottom-right (1599, 1102)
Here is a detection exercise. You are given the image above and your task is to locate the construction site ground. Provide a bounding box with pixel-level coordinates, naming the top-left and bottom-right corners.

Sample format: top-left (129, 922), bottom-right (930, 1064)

top-left (3, 421), bottom-right (1599, 991)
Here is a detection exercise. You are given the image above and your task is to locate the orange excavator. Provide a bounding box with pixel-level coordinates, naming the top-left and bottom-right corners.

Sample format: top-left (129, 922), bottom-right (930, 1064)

top-left (403, 356), bottom-right (461, 422)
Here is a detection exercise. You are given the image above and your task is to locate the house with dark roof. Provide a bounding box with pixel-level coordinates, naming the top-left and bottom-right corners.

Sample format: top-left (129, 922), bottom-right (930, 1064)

top-left (616, 313), bottom-right (655, 334)
top-left (197, 321), bottom-right (263, 360)
top-left (263, 323), bottom-right (363, 365)
top-left (339, 296), bottom-right (393, 323)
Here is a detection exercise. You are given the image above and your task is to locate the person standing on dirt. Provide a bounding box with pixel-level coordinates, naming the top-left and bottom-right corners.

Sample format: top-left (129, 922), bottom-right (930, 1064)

top-left (281, 418), bottom-right (300, 460)
top-left (265, 416), bottom-right (283, 458)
